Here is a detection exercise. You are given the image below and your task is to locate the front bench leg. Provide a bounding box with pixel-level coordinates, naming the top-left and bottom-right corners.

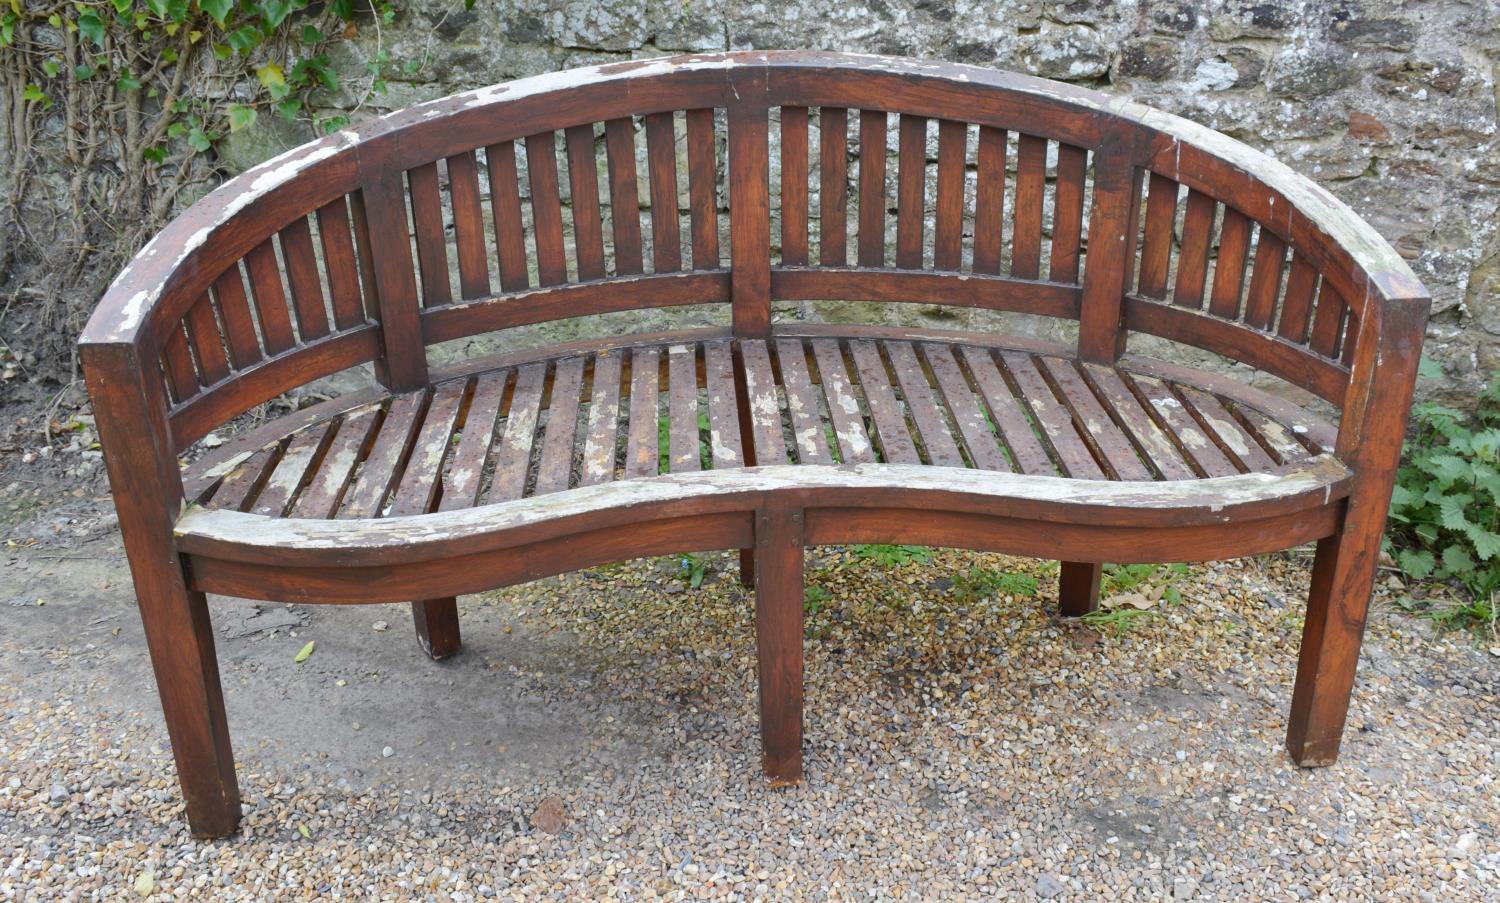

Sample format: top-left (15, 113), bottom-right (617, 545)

top-left (412, 598), bottom-right (462, 660)
top-left (754, 507), bottom-right (804, 785)
top-left (1059, 562), bottom-right (1102, 617)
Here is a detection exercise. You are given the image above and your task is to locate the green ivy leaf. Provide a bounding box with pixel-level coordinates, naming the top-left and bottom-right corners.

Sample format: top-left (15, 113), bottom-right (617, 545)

top-left (300, 24), bottom-right (324, 43)
top-left (258, 0), bottom-right (296, 29)
top-left (77, 12), bottom-right (106, 46)
top-left (117, 75), bottom-right (142, 92)
top-left (226, 25), bottom-right (262, 53)
top-left (1417, 356), bottom-right (1444, 380)
top-left (42, 59), bottom-right (61, 78)
top-left (275, 98), bottom-right (302, 120)
top-left (22, 83), bottom-right (50, 107)
top-left (187, 127), bottom-right (212, 151)
top-left (143, 146), bottom-right (168, 164)
top-left (200, 0), bottom-right (233, 25)
top-left (256, 62), bottom-right (285, 89)
top-left (75, 63), bottom-right (95, 80)
top-left (227, 104), bottom-right (258, 131)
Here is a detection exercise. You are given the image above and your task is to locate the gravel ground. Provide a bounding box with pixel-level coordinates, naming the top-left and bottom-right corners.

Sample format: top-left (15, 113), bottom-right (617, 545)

top-left (2, 530), bottom-right (1497, 899)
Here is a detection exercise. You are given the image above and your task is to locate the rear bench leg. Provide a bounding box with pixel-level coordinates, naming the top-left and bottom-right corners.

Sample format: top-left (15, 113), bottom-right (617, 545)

top-left (412, 598), bottom-right (462, 660)
top-left (755, 506), bottom-right (804, 785)
top-left (1287, 531), bottom-right (1377, 766)
top-left (1059, 562), bottom-right (1102, 617)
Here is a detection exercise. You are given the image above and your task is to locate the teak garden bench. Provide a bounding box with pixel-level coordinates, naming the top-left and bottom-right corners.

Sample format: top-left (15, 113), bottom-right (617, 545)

top-left (80, 52), bottom-right (1429, 838)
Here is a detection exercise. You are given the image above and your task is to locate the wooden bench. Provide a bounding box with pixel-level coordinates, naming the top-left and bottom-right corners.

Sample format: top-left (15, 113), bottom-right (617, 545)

top-left (80, 52), bottom-right (1429, 838)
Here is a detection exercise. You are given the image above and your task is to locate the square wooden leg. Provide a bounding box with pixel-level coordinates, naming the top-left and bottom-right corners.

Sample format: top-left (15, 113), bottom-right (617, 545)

top-left (754, 507), bottom-right (804, 785)
top-left (1059, 561), bottom-right (1102, 617)
top-left (1287, 532), bottom-right (1374, 766)
top-left (413, 597), bottom-right (462, 660)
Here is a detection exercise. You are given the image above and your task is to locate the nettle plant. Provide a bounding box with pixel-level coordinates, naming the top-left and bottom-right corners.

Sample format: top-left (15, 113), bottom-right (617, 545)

top-left (1386, 368), bottom-right (1500, 633)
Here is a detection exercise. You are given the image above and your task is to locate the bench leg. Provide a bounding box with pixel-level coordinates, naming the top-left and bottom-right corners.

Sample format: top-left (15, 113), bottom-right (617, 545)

top-left (1287, 532), bottom-right (1376, 767)
top-left (755, 507), bottom-right (804, 785)
top-left (1059, 561), bottom-right (1102, 617)
top-left (412, 597), bottom-right (462, 660)
top-left (738, 547), bottom-right (756, 587)
top-left (140, 577), bottom-right (242, 837)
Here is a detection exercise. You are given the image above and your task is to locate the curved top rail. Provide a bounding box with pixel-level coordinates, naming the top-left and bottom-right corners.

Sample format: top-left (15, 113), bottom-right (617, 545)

top-left (80, 50), bottom-right (1427, 353)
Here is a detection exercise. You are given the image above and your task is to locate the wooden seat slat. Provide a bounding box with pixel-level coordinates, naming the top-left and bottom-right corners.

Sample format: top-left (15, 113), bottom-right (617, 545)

top-left (341, 392), bottom-right (429, 518)
top-left (921, 343), bottom-right (1011, 472)
top-left (971, 125), bottom-right (1007, 276)
top-left (314, 198), bottom-right (368, 330)
top-left (1127, 374), bottom-right (1238, 478)
top-left (488, 361), bottom-right (546, 501)
top-left (1080, 364), bottom-right (1197, 481)
top-left (447, 150), bottom-right (492, 299)
top-left (292, 408), bottom-right (381, 518)
top-left (625, 347), bottom-right (661, 478)
top-left (251, 422), bottom-right (335, 517)
top-left (408, 161), bottom-right (452, 307)
top-left (703, 340), bottom-right (745, 469)
top-left (1011, 133), bottom-right (1046, 279)
top-left (775, 339), bottom-right (835, 466)
top-left (810, 338), bottom-right (875, 465)
top-left (818, 107), bottom-right (849, 267)
top-left (485, 140), bottom-right (531, 292)
top-left (212, 269), bottom-right (265, 368)
top-left (1040, 356), bottom-right (1154, 481)
top-left (207, 444), bottom-right (280, 512)
top-left (933, 119), bottom-right (966, 272)
top-left (886, 341), bottom-right (965, 467)
top-left (848, 339), bottom-right (919, 464)
top-left (667, 344), bottom-right (703, 472)
top-left (1000, 350), bottom-right (1104, 479)
top-left (780, 106), bottom-right (810, 267)
top-left (740, 339), bottom-right (789, 466)
top-left (958, 345), bottom-right (1054, 476)
top-left (441, 370), bottom-right (508, 509)
top-left (388, 380), bottom-right (468, 516)
top-left (535, 356), bottom-right (585, 495)
top-left (1177, 385), bottom-right (1278, 473)
top-left (1234, 403), bottom-right (1310, 466)
top-left (686, 108), bottom-right (721, 270)
top-left (579, 352), bottom-right (623, 486)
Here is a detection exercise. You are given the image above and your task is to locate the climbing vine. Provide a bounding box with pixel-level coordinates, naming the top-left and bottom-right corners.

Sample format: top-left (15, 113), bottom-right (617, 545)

top-left (0, 0), bottom-right (431, 380)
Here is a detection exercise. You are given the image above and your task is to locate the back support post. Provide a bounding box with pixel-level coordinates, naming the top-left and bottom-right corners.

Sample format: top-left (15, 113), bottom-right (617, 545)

top-left (1076, 143), bottom-right (1143, 364)
top-left (728, 104), bottom-right (771, 338)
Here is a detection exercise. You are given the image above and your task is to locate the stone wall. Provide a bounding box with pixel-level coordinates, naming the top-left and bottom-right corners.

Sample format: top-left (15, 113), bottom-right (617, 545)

top-left (224, 0), bottom-right (1500, 404)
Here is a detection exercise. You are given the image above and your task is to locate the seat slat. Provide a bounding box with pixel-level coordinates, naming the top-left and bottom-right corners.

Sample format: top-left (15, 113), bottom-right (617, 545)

top-left (972, 125), bottom-right (1007, 275)
top-left (644, 112), bottom-right (682, 274)
top-left (408, 161), bottom-right (452, 307)
top-left (740, 339), bottom-right (790, 465)
top-left (1177, 385), bottom-right (1277, 473)
top-left (579, 351), bottom-right (623, 486)
top-left (775, 339), bottom-right (834, 465)
top-left (686, 108), bottom-right (721, 270)
top-left (276, 219), bottom-right (329, 341)
top-left (252, 422), bottom-right (335, 517)
top-left (1000, 350), bottom-right (1104, 480)
top-left (243, 241), bottom-right (297, 354)
top-left (604, 118), bottom-right (645, 277)
top-left (1208, 207), bottom-right (1252, 318)
top-left (625, 347), bottom-right (661, 478)
top-left (315, 197), bottom-right (368, 330)
top-left (819, 107), bottom-right (849, 267)
top-left (933, 119), bottom-right (966, 272)
top-left (1040, 356), bottom-right (1153, 481)
top-left (488, 361), bottom-right (546, 502)
top-left (886, 341), bottom-right (964, 467)
top-left (292, 407), bottom-right (380, 518)
top-left (703, 340), bottom-right (745, 469)
top-left (857, 109), bottom-right (888, 268)
top-left (565, 124), bottom-right (608, 282)
top-left (388, 380), bottom-right (467, 516)
top-left (667, 344), bottom-right (702, 472)
top-left (810, 338), bottom-right (875, 465)
top-left (848, 339), bottom-right (918, 464)
top-left (1011, 133), bottom-right (1046, 279)
top-left (184, 295), bottom-right (230, 385)
top-left (485, 140), bottom-right (531, 292)
top-left (1137, 172), bottom-right (1180, 300)
top-left (1234, 403), bottom-right (1310, 465)
top-left (1080, 364), bottom-right (1196, 481)
top-left (526, 131), bottom-right (569, 287)
top-left (920, 343), bottom-right (1010, 472)
top-left (1049, 144), bottom-right (1088, 282)
top-left (895, 114), bottom-right (927, 269)
top-left (958, 345), bottom-right (1054, 476)
top-left (1173, 190), bottom-right (1217, 309)
top-left (447, 150), bottom-right (492, 299)
top-left (442, 370), bottom-right (508, 509)
top-left (534, 356), bottom-right (585, 495)
top-left (780, 106), bottom-right (809, 266)
top-left (1126, 374), bottom-right (1237, 478)
top-left (208, 444), bottom-right (280, 511)
top-left (341, 392), bottom-right (428, 518)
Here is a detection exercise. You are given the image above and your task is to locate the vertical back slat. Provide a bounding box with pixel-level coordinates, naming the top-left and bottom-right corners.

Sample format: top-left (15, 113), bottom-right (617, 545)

top-left (1208, 207), bottom-right (1253, 318)
top-left (895, 114), bottom-right (927, 269)
top-left (604, 118), bottom-right (645, 276)
top-left (1136, 172), bottom-right (1179, 300)
top-left (933, 119), bottom-right (967, 271)
top-left (212, 268), bottom-right (262, 369)
top-left (1309, 283), bottom-right (1347, 358)
top-left (1011, 133), bottom-right (1047, 279)
top-left (163, 324), bottom-right (199, 402)
top-left (857, 109), bottom-right (887, 268)
top-left (407, 162), bottom-right (451, 307)
top-left (277, 219), bottom-right (329, 341)
top-left (243, 241), bottom-right (296, 354)
top-left (348, 191), bottom-right (379, 317)
top-left (686, 108), bottom-right (721, 270)
top-left (565, 124), bottom-right (607, 281)
top-left (316, 198), bottom-right (367, 330)
top-left (485, 140), bottom-right (531, 292)
top-left (972, 126), bottom-right (1007, 275)
top-left (644, 112), bottom-right (682, 273)
top-left (1277, 253), bottom-right (1321, 343)
top-left (1173, 190), bottom-right (1217, 308)
top-left (818, 107), bottom-right (849, 267)
top-left (1242, 230), bottom-right (1287, 329)
top-left (526, 130), bottom-right (569, 286)
top-left (1049, 144), bottom-right (1088, 283)
top-left (779, 105), bottom-right (809, 266)
top-left (184, 296), bottom-right (229, 385)
top-left (447, 150), bottom-right (491, 299)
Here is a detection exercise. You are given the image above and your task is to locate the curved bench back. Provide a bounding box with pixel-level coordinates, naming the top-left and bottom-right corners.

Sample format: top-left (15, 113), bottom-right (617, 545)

top-left (81, 52), bottom-right (1427, 457)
